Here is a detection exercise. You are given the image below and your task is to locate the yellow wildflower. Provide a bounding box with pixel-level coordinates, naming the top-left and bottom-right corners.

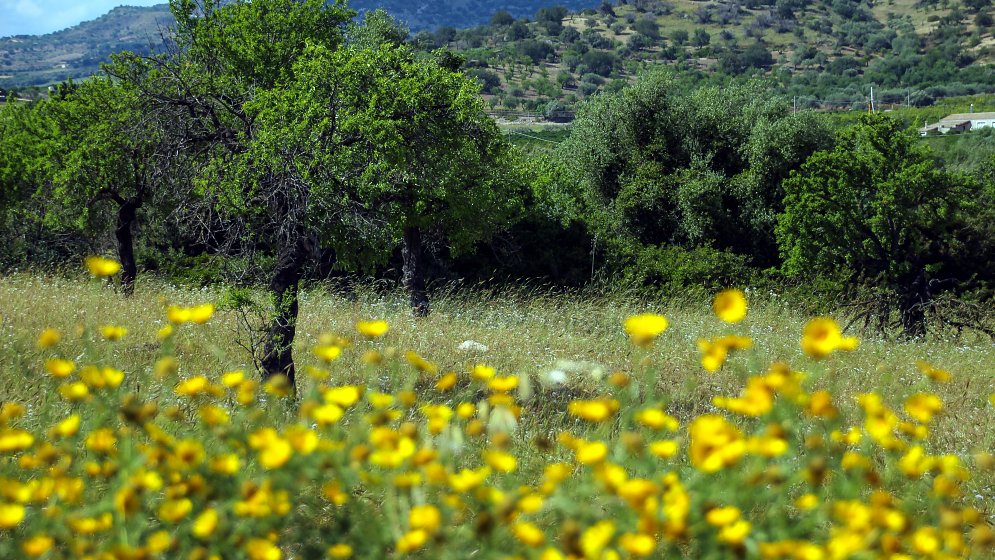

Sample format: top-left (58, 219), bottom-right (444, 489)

top-left (85, 255), bottom-right (121, 277)
top-left (52, 414), bottom-right (81, 438)
top-left (174, 376), bottom-right (210, 397)
top-left (313, 345), bottom-right (342, 362)
top-left (912, 527), bottom-right (940, 555)
top-left (568, 399), bottom-right (619, 422)
top-left (448, 467), bottom-right (491, 492)
top-left (619, 533), bottom-right (655, 557)
top-left (689, 415), bottom-right (746, 473)
top-left (905, 393), bottom-right (943, 423)
top-left (580, 521), bottom-right (615, 559)
top-left (795, 494), bottom-right (819, 510)
top-left (356, 320), bottom-right (389, 338)
top-left (405, 351), bottom-right (438, 374)
top-left (192, 508), bottom-right (219, 539)
top-left (0, 502), bottom-right (25, 528)
top-left (322, 482), bottom-right (349, 505)
top-left (435, 372), bottom-right (458, 391)
top-left (706, 506), bottom-right (741, 526)
top-left (210, 453), bottom-right (240, 475)
top-left (21, 535), bottom-right (54, 557)
top-left (146, 530), bottom-right (172, 554)
top-left (624, 313), bottom-right (669, 347)
top-left (801, 317), bottom-right (857, 359)
top-left (312, 403), bottom-right (345, 426)
top-left (166, 303), bottom-right (214, 324)
top-left (328, 544), bottom-right (353, 558)
top-left (44, 358), bottom-right (76, 378)
top-left (258, 437), bottom-right (293, 470)
top-left (246, 538), bottom-right (282, 560)
top-left (36, 328), bottom-right (61, 349)
top-left (159, 498), bottom-right (193, 523)
top-left (58, 381), bottom-right (89, 401)
top-left (916, 360), bottom-right (951, 383)
top-left (198, 404), bottom-right (230, 426)
top-left (409, 504), bottom-right (441, 533)
top-left (488, 375), bottom-right (519, 392)
top-left (396, 529), bottom-right (428, 553)
top-left (648, 440), bottom-right (679, 459)
top-left (156, 324), bottom-right (174, 340)
top-left (718, 520), bottom-right (751, 545)
top-left (100, 325), bottom-right (127, 341)
top-left (713, 289), bottom-right (748, 323)
top-left (483, 450), bottom-right (518, 473)
top-left (575, 440), bottom-right (609, 465)
top-left (217, 370), bottom-right (243, 387)
top-left (471, 364), bottom-right (496, 381)
top-left (635, 408), bottom-right (679, 431)
top-left (324, 385), bottom-right (362, 407)
top-left (513, 522), bottom-right (546, 547)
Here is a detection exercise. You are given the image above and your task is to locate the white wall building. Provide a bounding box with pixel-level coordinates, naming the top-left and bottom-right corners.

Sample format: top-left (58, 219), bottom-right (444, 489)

top-left (919, 112), bottom-right (995, 135)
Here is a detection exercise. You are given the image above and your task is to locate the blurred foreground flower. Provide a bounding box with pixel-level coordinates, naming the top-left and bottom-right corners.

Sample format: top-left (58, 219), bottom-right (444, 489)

top-left (624, 313), bottom-right (669, 347)
top-left (85, 256), bottom-right (122, 277)
top-left (800, 317), bottom-right (858, 359)
top-left (166, 303), bottom-right (215, 325)
top-left (356, 320), bottom-right (389, 339)
top-left (916, 360), bottom-right (951, 383)
top-left (713, 289), bottom-right (748, 323)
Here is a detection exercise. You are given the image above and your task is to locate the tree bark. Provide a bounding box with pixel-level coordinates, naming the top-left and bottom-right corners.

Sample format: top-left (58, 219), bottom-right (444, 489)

top-left (116, 198), bottom-right (141, 296)
top-left (402, 226), bottom-right (430, 317)
top-left (260, 240), bottom-right (306, 387)
top-left (899, 269), bottom-right (928, 339)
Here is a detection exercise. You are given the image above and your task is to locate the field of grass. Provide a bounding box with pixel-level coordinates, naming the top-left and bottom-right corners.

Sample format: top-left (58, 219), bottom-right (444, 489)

top-left (0, 271), bottom-right (993, 557)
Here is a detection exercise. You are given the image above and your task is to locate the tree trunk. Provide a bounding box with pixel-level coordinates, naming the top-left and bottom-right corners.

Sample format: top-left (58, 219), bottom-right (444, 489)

top-left (899, 270), bottom-right (928, 339)
top-left (260, 240), bottom-right (306, 387)
top-left (402, 226), bottom-right (430, 317)
top-left (116, 198), bottom-right (140, 296)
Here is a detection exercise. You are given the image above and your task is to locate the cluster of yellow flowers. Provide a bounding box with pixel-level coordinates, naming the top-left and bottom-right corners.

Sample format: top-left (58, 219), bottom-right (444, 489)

top-left (0, 263), bottom-right (993, 559)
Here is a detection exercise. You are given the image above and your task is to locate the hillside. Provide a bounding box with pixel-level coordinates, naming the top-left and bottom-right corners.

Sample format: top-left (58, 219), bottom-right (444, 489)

top-left (0, 5), bottom-right (173, 88)
top-left (0, 0), bottom-right (602, 88)
top-left (438, 0), bottom-right (995, 112)
top-left (1, 0), bottom-right (993, 109)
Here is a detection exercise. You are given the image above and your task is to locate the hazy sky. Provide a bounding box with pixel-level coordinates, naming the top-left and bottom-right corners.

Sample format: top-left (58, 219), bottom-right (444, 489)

top-left (0, 0), bottom-right (164, 37)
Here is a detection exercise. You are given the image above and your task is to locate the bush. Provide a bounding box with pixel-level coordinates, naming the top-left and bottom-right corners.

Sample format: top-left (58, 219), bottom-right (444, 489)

top-left (620, 245), bottom-right (755, 296)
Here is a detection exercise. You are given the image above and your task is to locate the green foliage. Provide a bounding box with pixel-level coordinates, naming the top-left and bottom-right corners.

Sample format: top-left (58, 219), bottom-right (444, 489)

top-left (777, 114), bottom-right (984, 334)
top-left (620, 245), bottom-right (755, 297)
top-left (562, 70), bottom-right (833, 282)
top-left (245, 39), bottom-right (527, 268)
top-left (170, 0), bottom-right (352, 90)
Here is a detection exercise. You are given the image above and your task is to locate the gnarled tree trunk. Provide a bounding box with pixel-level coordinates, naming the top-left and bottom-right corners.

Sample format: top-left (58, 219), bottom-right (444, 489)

top-left (402, 226), bottom-right (429, 317)
top-left (260, 240), bottom-right (307, 386)
top-left (116, 197), bottom-right (141, 296)
top-left (899, 269), bottom-right (928, 339)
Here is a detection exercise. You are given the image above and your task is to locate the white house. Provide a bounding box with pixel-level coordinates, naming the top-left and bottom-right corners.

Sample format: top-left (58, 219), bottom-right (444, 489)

top-left (919, 111), bottom-right (995, 136)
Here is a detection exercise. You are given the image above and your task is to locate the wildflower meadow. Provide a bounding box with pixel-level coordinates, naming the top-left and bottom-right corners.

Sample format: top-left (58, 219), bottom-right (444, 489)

top-left (0, 261), bottom-right (993, 559)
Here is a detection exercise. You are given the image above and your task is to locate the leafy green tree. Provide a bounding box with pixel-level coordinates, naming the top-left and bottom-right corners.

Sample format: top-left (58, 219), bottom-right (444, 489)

top-left (251, 40), bottom-right (528, 316)
top-left (633, 17), bottom-right (661, 39)
top-left (35, 78), bottom-right (189, 294)
top-left (563, 71), bottom-right (831, 280)
top-left (777, 114), bottom-right (980, 337)
top-left (113, 0), bottom-right (355, 382)
top-left (692, 28), bottom-right (711, 47)
top-left (0, 100), bottom-right (62, 265)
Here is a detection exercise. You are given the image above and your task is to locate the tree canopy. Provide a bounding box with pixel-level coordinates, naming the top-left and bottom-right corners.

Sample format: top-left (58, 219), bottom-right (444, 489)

top-left (777, 114), bottom-right (984, 336)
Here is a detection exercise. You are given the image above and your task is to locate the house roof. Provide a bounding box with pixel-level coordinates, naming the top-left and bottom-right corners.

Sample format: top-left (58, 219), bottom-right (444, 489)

top-left (941, 112), bottom-right (995, 122)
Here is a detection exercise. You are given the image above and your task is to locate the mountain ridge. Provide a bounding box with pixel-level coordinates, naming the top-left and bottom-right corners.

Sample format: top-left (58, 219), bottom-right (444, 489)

top-left (0, 1), bottom-right (603, 87)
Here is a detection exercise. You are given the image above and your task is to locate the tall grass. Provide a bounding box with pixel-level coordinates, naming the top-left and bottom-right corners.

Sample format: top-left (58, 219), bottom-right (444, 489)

top-left (2, 273), bottom-right (992, 456)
